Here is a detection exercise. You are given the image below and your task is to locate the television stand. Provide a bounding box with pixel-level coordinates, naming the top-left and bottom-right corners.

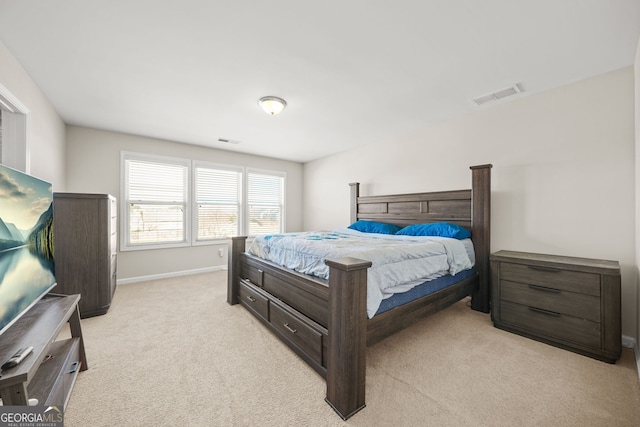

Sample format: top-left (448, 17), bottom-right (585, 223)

top-left (0, 294), bottom-right (87, 408)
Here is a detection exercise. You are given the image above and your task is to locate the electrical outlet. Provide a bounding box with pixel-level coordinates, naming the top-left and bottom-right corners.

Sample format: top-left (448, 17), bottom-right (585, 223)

top-left (218, 248), bottom-right (224, 257)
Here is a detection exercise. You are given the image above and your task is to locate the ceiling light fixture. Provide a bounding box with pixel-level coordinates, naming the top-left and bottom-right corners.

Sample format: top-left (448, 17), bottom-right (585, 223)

top-left (258, 96), bottom-right (287, 115)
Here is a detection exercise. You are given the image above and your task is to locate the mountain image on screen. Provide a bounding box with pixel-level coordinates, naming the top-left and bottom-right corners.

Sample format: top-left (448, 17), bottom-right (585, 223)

top-left (0, 164), bottom-right (56, 336)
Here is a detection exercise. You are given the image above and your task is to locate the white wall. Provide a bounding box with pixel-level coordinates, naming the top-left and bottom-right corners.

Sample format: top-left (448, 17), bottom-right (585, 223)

top-left (0, 40), bottom-right (66, 187)
top-left (635, 38), bottom-right (640, 349)
top-left (304, 67), bottom-right (637, 338)
top-left (66, 126), bottom-right (304, 281)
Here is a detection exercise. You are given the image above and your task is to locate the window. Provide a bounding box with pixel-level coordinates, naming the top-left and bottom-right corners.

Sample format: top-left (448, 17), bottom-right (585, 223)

top-left (122, 153), bottom-right (189, 249)
top-left (247, 170), bottom-right (285, 235)
top-left (194, 163), bottom-right (242, 242)
top-left (121, 152), bottom-right (286, 250)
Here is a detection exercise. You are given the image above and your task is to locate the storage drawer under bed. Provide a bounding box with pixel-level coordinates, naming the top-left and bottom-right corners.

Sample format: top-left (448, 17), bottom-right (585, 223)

top-left (237, 277), bottom-right (328, 370)
top-left (270, 301), bottom-right (325, 366)
top-left (238, 279), bottom-right (269, 321)
top-left (241, 260), bottom-right (265, 287)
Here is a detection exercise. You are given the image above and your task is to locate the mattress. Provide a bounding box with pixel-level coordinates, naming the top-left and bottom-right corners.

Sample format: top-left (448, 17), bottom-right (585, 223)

top-left (374, 268), bottom-right (477, 316)
top-left (247, 228), bottom-right (474, 318)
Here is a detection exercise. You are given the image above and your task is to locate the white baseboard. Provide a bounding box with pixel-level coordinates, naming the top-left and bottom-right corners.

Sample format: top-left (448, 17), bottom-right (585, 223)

top-left (622, 334), bottom-right (640, 383)
top-left (116, 265), bottom-right (226, 285)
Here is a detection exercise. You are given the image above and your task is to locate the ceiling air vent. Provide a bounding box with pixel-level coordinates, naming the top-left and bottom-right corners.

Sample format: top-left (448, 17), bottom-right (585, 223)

top-left (473, 84), bottom-right (522, 106)
top-left (217, 138), bottom-right (242, 144)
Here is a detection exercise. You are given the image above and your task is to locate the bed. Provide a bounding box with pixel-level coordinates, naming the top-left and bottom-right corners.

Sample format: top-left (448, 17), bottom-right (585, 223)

top-left (227, 164), bottom-right (492, 419)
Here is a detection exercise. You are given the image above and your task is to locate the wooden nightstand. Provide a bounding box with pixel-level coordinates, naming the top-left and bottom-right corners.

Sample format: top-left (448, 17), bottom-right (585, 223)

top-left (490, 250), bottom-right (621, 363)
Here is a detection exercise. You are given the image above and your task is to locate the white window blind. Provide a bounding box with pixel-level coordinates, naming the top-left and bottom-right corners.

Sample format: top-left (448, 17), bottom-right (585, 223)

top-left (247, 170), bottom-right (284, 235)
top-left (123, 155), bottom-right (188, 248)
top-left (195, 164), bottom-right (242, 240)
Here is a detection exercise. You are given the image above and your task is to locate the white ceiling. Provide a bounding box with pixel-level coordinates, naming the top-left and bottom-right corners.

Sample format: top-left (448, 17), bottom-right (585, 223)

top-left (0, 1), bottom-right (639, 163)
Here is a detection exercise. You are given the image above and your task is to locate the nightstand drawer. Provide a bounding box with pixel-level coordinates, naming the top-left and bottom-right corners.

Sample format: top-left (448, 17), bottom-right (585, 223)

top-left (270, 302), bottom-right (324, 366)
top-left (500, 262), bottom-right (600, 296)
top-left (239, 280), bottom-right (269, 321)
top-left (500, 280), bottom-right (600, 322)
top-left (501, 301), bottom-right (600, 349)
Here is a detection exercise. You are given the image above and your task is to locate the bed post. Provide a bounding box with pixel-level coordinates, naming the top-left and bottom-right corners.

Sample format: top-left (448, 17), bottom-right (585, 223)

top-left (324, 256), bottom-right (372, 420)
top-left (227, 236), bottom-right (246, 305)
top-left (469, 164), bottom-right (492, 313)
top-left (349, 182), bottom-right (359, 223)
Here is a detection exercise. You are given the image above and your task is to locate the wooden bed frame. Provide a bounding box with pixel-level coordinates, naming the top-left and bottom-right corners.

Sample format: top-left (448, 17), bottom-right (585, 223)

top-left (227, 164), bottom-right (491, 419)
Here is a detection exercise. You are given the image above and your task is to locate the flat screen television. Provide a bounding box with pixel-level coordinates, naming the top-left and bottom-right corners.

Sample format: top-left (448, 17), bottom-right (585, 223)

top-left (0, 163), bottom-right (56, 337)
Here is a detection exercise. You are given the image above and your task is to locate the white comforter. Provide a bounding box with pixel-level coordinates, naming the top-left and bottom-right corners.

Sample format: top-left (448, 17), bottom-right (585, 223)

top-left (247, 228), bottom-right (474, 318)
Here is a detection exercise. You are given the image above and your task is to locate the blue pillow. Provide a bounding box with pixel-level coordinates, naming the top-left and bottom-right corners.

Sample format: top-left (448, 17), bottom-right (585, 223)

top-left (348, 220), bottom-right (401, 235)
top-left (396, 222), bottom-right (471, 239)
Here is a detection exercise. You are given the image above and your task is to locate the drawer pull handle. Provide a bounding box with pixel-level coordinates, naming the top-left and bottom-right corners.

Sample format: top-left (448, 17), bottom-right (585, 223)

top-left (68, 361), bottom-right (79, 374)
top-left (528, 284), bottom-right (561, 293)
top-left (246, 295), bottom-right (256, 302)
top-left (528, 306), bottom-right (561, 317)
top-left (527, 265), bottom-right (561, 273)
top-left (283, 323), bottom-right (297, 334)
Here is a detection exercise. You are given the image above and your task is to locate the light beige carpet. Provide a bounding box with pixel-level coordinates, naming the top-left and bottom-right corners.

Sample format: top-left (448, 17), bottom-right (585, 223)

top-left (63, 271), bottom-right (640, 426)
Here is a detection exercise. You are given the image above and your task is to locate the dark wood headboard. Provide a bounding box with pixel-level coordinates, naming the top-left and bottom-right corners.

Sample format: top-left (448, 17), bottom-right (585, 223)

top-left (348, 164), bottom-right (492, 312)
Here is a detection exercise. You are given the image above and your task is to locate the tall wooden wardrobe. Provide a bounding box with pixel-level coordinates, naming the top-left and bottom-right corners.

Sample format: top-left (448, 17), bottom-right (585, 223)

top-left (53, 193), bottom-right (117, 318)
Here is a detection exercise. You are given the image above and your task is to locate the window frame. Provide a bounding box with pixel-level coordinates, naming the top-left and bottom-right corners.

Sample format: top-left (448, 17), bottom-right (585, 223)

top-left (120, 152), bottom-right (287, 251)
top-left (245, 167), bottom-right (286, 237)
top-left (120, 151), bottom-right (191, 251)
top-left (192, 161), bottom-right (244, 246)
